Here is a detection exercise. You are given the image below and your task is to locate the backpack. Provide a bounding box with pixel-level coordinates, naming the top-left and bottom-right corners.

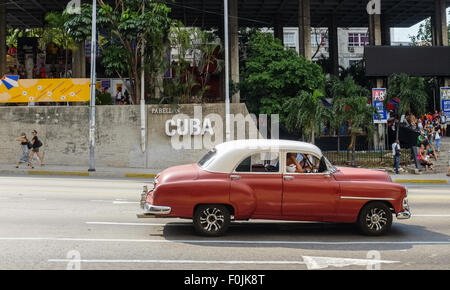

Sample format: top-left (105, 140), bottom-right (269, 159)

top-left (35, 139), bottom-right (43, 148)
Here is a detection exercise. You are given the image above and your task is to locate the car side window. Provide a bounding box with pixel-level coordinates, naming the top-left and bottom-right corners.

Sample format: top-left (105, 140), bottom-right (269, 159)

top-left (286, 152), bottom-right (325, 174)
top-left (235, 152), bottom-right (280, 173)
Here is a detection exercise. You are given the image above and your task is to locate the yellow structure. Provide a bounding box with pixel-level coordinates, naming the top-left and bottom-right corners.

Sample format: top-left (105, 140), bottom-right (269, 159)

top-left (0, 78), bottom-right (90, 103)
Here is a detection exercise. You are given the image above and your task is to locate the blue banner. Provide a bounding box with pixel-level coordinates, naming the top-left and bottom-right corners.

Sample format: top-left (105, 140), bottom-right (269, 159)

top-left (372, 88), bottom-right (387, 124)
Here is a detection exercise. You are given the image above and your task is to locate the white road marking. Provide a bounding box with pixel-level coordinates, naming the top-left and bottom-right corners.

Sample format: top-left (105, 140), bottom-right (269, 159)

top-left (1, 237), bottom-right (450, 245)
top-left (47, 256), bottom-right (398, 269)
top-left (112, 201), bottom-right (139, 204)
top-left (86, 222), bottom-right (188, 226)
top-left (48, 259), bottom-right (307, 265)
top-left (23, 198), bottom-right (46, 201)
top-left (302, 256), bottom-right (398, 269)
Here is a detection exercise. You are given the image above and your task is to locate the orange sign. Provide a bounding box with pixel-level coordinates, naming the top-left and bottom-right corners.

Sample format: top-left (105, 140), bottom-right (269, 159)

top-left (0, 78), bottom-right (90, 103)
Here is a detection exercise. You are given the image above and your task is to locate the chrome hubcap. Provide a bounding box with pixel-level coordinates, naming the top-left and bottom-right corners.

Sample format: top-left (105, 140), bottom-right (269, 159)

top-left (366, 208), bottom-right (388, 231)
top-left (199, 208), bottom-right (225, 232)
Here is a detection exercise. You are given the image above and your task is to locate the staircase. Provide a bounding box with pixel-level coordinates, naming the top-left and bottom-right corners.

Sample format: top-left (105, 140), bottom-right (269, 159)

top-left (432, 137), bottom-right (450, 173)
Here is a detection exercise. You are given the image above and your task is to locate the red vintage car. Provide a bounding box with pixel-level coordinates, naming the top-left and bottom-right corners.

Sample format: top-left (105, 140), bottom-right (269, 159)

top-left (138, 139), bottom-right (410, 236)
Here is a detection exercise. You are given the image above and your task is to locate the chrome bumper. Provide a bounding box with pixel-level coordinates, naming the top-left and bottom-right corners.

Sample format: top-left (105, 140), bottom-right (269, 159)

top-left (142, 202), bottom-right (172, 215)
top-left (397, 210), bottom-right (411, 219)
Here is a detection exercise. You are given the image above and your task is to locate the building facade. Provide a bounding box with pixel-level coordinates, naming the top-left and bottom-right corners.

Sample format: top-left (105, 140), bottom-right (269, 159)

top-left (283, 27), bottom-right (399, 69)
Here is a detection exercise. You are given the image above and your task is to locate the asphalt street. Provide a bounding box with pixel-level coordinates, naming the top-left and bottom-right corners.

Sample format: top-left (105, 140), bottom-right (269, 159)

top-left (0, 175), bottom-right (449, 270)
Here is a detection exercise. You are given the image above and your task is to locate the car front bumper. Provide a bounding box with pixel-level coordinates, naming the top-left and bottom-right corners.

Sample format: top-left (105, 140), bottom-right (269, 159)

top-left (396, 210), bottom-right (411, 219)
top-left (142, 202), bottom-right (172, 215)
top-left (137, 184), bottom-right (172, 218)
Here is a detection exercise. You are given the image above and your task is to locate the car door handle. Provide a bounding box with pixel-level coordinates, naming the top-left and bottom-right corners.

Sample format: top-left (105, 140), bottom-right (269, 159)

top-left (283, 176), bottom-right (294, 180)
top-left (230, 175), bottom-right (241, 180)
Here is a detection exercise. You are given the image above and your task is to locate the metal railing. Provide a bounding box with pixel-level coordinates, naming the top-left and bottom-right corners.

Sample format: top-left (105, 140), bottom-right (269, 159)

top-left (323, 148), bottom-right (413, 168)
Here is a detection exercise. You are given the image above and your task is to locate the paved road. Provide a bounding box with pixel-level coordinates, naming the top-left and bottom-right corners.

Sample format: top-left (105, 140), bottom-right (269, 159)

top-left (0, 175), bottom-right (449, 270)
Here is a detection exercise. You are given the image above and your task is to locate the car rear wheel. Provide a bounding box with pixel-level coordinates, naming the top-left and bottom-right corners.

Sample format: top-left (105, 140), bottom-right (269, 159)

top-left (357, 202), bottom-right (393, 236)
top-left (193, 205), bottom-right (230, 236)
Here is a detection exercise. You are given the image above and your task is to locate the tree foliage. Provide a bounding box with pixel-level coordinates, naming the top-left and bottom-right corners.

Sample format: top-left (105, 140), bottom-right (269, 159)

top-left (386, 73), bottom-right (428, 117)
top-left (240, 31), bottom-right (325, 124)
top-left (64, 0), bottom-right (173, 104)
top-left (283, 89), bottom-right (327, 143)
top-left (330, 77), bottom-right (377, 165)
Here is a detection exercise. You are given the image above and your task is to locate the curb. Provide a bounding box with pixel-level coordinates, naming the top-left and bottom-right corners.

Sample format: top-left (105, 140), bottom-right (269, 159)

top-left (394, 179), bottom-right (448, 184)
top-left (0, 169), bottom-right (157, 179)
top-left (125, 173), bottom-right (157, 178)
top-left (28, 170), bottom-right (89, 177)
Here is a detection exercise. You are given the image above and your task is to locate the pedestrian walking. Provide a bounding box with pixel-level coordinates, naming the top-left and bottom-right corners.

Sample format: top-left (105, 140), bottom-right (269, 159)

top-left (440, 110), bottom-right (447, 137)
top-left (15, 133), bottom-right (33, 169)
top-left (392, 139), bottom-right (401, 174)
top-left (29, 130), bottom-right (44, 167)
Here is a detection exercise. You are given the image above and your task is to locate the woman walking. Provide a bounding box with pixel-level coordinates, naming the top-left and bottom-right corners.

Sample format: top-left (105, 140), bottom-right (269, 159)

top-left (15, 133), bottom-right (33, 169)
top-left (30, 130), bottom-right (44, 166)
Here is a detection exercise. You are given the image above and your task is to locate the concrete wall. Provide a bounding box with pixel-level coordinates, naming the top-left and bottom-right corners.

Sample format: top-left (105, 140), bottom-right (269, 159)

top-left (0, 103), bottom-right (258, 171)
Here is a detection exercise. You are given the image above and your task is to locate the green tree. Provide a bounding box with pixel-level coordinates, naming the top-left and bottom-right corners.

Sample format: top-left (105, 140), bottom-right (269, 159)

top-left (64, 0), bottom-right (173, 104)
top-left (410, 15), bottom-right (450, 46)
top-left (331, 76), bottom-right (377, 166)
top-left (386, 73), bottom-right (428, 139)
top-left (41, 12), bottom-right (78, 77)
top-left (283, 89), bottom-right (327, 144)
top-left (240, 31), bottom-right (325, 124)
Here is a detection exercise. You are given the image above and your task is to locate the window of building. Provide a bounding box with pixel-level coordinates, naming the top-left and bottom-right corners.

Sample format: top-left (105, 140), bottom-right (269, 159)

top-left (348, 33), bottom-right (369, 47)
top-left (311, 32), bottom-right (328, 47)
top-left (284, 32), bottom-right (296, 49)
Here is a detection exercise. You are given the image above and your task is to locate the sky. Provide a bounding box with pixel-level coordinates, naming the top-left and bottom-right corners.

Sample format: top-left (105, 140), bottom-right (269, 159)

top-left (391, 7), bottom-right (450, 42)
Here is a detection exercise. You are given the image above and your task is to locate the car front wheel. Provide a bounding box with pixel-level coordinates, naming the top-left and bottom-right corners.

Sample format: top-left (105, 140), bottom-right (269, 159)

top-left (193, 205), bottom-right (230, 236)
top-left (357, 202), bottom-right (393, 236)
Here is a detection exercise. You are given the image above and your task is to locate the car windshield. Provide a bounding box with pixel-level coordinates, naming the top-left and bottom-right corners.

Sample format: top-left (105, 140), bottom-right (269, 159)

top-left (322, 156), bottom-right (338, 173)
top-left (198, 149), bottom-right (217, 168)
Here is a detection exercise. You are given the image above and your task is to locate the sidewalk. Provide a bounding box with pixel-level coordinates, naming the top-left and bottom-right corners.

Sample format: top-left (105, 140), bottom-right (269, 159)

top-left (0, 163), bottom-right (448, 183)
top-left (390, 173), bottom-right (449, 184)
top-left (0, 164), bottom-right (158, 179)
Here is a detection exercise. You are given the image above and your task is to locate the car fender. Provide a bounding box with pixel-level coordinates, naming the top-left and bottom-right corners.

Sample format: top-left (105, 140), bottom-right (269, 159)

top-left (335, 180), bottom-right (405, 222)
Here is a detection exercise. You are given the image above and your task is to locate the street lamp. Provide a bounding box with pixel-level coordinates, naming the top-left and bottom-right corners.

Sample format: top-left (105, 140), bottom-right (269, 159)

top-left (88, 0), bottom-right (97, 172)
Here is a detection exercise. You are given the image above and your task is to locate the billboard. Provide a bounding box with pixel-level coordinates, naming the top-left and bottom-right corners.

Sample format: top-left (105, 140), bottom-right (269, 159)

top-left (0, 77), bottom-right (90, 103)
top-left (372, 88), bottom-right (387, 124)
top-left (441, 87), bottom-right (450, 120)
top-left (365, 46), bottom-right (450, 77)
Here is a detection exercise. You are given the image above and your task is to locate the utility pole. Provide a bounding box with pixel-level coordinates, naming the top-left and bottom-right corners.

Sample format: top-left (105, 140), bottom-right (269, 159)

top-left (88, 0), bottom-right (97, 172)
top-left (140, 1), bottom-right (146, 153)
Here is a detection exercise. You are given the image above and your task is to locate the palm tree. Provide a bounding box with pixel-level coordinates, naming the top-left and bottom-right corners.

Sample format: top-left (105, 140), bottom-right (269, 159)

top-left (386, 73), bottom-right (428, 140)
top-left (328, 76), bottom-right (377, 166)
top-left (326, 76), bottom-right (371, 153)
top-left (334, 94), bottom-right (378, 166)
top-left (283, 89), bottom-right (327, 144)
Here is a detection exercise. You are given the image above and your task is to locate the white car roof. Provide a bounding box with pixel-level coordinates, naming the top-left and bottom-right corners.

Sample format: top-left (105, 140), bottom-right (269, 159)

top-left (202, 139), bottom-right (323, 173)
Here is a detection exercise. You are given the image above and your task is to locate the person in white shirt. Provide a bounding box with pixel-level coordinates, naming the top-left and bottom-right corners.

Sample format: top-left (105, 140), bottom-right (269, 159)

top-left (440, 111), bottom-right (447, 137)
top-left (392, 140), bottom-right (401, 174)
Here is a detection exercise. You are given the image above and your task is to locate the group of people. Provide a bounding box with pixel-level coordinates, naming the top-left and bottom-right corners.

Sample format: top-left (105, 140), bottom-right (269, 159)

top-left (405, 110), bottom-right (447, 138)
top-left (391, 110), bottom-right (448, 174)
top-left (414, 113), bottom-right (445, 171)
top-left (15, 130), bottom-right (44, 169)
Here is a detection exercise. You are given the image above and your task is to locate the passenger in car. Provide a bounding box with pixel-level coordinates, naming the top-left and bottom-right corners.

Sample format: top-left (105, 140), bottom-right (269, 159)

top-left (286, 153), bottom-right (304, 173)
